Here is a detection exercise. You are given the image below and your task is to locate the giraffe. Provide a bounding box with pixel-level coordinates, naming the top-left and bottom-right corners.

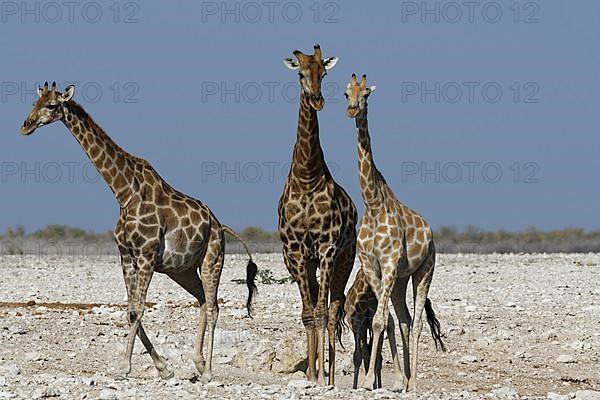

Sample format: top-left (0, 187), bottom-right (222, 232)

top-left (278, 45), bottom-right (358, 386)
top-left (344, 74), bottom-right (446, 391)
top-left (20, 82), bottom-right (258, 383)
top-left (345, 268), bottom-right (382, 389)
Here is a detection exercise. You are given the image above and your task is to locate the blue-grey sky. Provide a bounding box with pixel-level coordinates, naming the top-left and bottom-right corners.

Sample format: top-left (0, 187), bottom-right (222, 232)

top-left (1, 0), bottom-right (599, 233)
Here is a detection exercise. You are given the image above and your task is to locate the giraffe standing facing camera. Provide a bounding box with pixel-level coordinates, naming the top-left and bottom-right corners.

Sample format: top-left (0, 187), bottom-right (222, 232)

top-left (345, 74), bottom-right (446, 391)
top-left (20, 81), bottom-right (258, 383)
top-left (278, 45), bottom-right (358, 386)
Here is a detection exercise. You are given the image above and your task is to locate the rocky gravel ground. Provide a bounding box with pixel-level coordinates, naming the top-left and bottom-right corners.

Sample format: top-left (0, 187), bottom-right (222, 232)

top-left (0, 253), bottom-right (599, 399)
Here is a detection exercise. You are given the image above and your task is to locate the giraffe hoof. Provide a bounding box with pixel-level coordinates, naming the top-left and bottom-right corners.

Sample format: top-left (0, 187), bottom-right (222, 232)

top-left (115, 363), bottom-right (131, 380)
top-left (158, 367), bottom-right (174, 380)
top-left (194, 359), bottom-right (206, 375)
top-left (361, 377), bottom-right (375, 391)
top-left (114, 370), bottom-right (129, 381)
top-left (200, 372), bottom-right (213, 384)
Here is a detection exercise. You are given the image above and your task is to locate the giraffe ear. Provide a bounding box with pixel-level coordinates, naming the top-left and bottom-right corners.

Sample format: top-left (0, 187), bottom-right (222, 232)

top-left (368, 86), bottom-right (376, 93)
top-left (61, 85), bottom-right (75, 102)
top-left (37, 86), bottom-right (44, 98)
top-left (323, 56), bottom-right (338, 70)
top-left (283, 58), bottom-right (299, 70)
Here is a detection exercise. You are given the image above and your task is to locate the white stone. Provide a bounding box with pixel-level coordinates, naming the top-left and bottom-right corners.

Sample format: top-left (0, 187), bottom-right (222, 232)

top-left (575, 390), bottom-right (600, 400)
top-left (24, 352), bottom-right (45, 362)
top-left (547, 392), bottom-right (570, 400)
top-left (556, 354), bottom-right (576, 364)
top-left (287, 379), bottom-right (316, 390)
top-left (31, 387), bottom-right (60, 399)
top-left (0, 364), bottom-right (19, 378)
top-left (459, 354), bottom-right (479, 364)
top-left (489, 386), bottom-right (518, 398)
top-left (97, 389), bottom-right (118, 400)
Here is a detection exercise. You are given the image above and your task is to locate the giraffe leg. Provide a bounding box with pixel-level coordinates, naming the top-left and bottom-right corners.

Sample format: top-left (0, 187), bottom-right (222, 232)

top-left (137, 324), bottom-right (173, 379)
top-left (407, 258), bottom-right (434, 391)
top-left (315, 246), bottom-right (338, 386)
top-left (362, 262), bottom-right (397, 390)
top-left (167, 267), bottom-right (207, 376)
top-left (375, 329), bottom-right (384, 389)
top-left (327, 243), bottom-right (355, 386)
top-left (307, 260), bottom-right (319, 382)
top-left (199, 238), bottom-right (224, 384)
top-left (385, 311), bottom-right (403, 390)
top-left (351, 322), bottom-right (362, 389)
top-left (117, 251), bottom-right (136, 379)
top-left (118, 252), bottom-right (156, 379)
top-left (390, 277), bottom-right (411, 391)
top-left (283, 249), bottom-right (318, 381)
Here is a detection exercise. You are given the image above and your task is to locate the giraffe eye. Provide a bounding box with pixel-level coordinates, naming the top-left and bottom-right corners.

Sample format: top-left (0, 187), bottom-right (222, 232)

top-left (344, 93), bottom-right (349, 98)
top-left (47, 104), bottom-right (58, 110)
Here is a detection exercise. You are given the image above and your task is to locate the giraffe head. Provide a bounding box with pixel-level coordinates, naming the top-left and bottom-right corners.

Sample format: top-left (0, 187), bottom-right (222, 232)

top-left (21, 82), bottom-right (75, 135)
top-left (345, 74), bottom-right (376, 118)
top-left (283, 44), bottom-right (338, 111)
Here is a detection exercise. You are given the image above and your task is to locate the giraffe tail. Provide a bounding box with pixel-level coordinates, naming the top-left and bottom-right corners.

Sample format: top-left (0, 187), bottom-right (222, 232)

top-left (425, 298), bottom-right (447, 352)
top-left (336, 298), bottom-right (348, 349)
top-left (222, 225), bottom-right (258, 317)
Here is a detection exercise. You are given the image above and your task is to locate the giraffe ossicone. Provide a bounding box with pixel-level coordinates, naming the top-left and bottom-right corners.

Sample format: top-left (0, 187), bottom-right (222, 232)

top-left (20, 81), bottom-right (259, 383)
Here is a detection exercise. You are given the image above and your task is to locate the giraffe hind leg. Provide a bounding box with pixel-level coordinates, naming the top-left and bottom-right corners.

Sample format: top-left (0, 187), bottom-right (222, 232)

top-left (198, 237), bottom-right (225, 384)
top-left (168, 267), bottom-right (207, 376)
top-left (407, 256), bottom-right (435, 391)
top-left (391, 277), bottom-right (411, 391)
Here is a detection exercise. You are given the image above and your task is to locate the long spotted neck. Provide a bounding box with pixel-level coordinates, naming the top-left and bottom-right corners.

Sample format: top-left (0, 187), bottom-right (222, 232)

top-left (62, 101), bottom-right (138, 207)
top-left (289, 93), bottom-right (328, 189)
top-left (356, 107), bottom-right (383, 208)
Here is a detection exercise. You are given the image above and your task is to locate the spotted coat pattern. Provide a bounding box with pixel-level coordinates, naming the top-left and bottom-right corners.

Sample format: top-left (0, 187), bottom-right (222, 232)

top-left (20, 82), bottom-right (258, 383)
top-left (278, 46), bottom-right (358, 386)
top-left (345, 75), bottom-right (440, 391)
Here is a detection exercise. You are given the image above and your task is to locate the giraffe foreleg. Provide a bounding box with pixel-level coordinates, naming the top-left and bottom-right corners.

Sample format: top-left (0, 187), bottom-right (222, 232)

top-left (351, 322), bottom-right (362, 389)
top-left (315, 246), bottom-right (337, 386)
top-left (327, 242), bottom-right (355, 386)
top-left (137, 324), bottom-right (173, 379)
top-left (362, 260), bottom-right (397, 390)
top-left (118, 252), bottom-right (156, 379)
top-left (283, 249), bottom-right (318, 382)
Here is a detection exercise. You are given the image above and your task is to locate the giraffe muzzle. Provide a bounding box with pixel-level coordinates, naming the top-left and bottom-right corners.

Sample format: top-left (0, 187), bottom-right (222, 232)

top-left (347, 106), bottom-right (359, 118)
top-left (309, 94), bottom-right (324, 111)
top-left (21, 119), bottom-right (36, 135)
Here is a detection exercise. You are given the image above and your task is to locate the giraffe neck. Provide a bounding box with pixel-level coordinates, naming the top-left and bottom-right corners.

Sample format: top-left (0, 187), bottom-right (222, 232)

top-left (356, 108), bottom-right (383, 208)
top-left (289, 93), bottom-right (328, 189)
top-left (61, 101), bottom-right (138, 207)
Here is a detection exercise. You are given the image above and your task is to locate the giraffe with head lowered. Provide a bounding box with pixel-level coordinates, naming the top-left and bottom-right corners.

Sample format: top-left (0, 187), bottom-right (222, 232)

top-left (278, 45), bottom-right (358, 386)
top-left (20, 82), bottom-right (258, 383)
top-left (345, 269), bottom-right (382, 389)
top-left (345, 74), bottom-right (446, 391)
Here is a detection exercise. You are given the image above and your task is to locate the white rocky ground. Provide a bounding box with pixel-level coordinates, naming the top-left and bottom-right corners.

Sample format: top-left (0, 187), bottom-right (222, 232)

top-left (0, 253), bottom-right (599, 399)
